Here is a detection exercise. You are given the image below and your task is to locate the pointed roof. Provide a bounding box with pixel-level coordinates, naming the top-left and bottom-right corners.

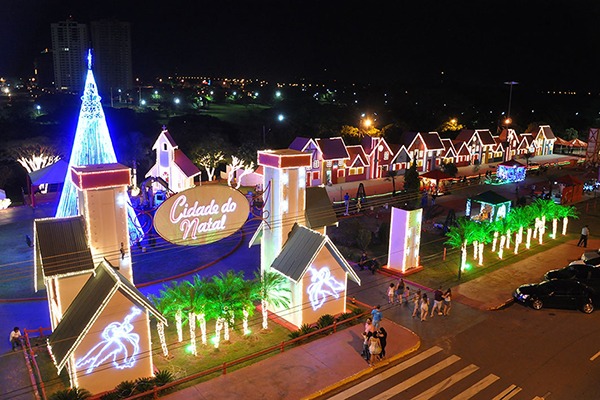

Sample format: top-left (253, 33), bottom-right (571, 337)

top-left (34, 216), bottom-right (95, 291)
top-left (270, 224), bottom-right (360, 285)
top-left (455, 129), bottom-right (476, 144)
top-left (441, 139), bottom-right (457, 158)
top-left (538, 125), bottom-right (556, 140)
top-left (151, 129), bottom-right (178, 151)
top-left (47, 259), bottom-right (167, 373)
top-left (56, 50), bottom-right (117, 218)
top-left (455, 142), bottom-right (471, 156)
top-left (315, 137), bottom-right (350, 160)
top-left (498, 159), bottom-right (526, 168)
top-left (346, 145), bottom-right (369, 167)
top-left (423, 132), bottom-right (444, 150)
top-left (305, 187), bottom-right (338, 229)
top-left (174, 150), bottom-right (201, 178)
top-left (476, 129), bottom-right (497, 146)
top-left (289, 137), bottom-right (315, 152)
top-left (469, 190), bottom-right (511, 205)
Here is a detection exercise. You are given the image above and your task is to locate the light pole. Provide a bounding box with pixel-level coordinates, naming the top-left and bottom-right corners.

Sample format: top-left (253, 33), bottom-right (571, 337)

top-left (504, 81), bottom-right (519, 121)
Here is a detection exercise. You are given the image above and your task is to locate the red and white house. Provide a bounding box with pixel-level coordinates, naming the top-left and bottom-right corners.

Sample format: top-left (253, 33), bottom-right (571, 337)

top-left (289, 137), bottom-right (323, 187)
top-left (533, 125), bottom-right (556, 156)
top-left (361, 136), bottom-right (394, 179)
top-left (344, 145), bottom-right (369, 182)
top-left (315, 137), bottom-right (350, 185)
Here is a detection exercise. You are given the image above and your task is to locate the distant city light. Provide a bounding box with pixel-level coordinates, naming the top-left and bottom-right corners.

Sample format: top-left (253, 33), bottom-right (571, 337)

top-left (278, 114), bottom-right (285, 121)
top-left (140, 99), bottom-right (146, 105)
top-left (275, 91), bottom-right (281, 98)
top-left (174, 98), bottom-right (180, 104)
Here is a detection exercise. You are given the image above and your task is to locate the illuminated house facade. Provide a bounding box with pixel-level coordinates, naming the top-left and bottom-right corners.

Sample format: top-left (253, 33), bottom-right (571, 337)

top-left (284, 125), bottom-right (558, 188)
top-left (254, 149), bottom-right (360, 328)
top-left (146, 128), bottom-right (201, 193)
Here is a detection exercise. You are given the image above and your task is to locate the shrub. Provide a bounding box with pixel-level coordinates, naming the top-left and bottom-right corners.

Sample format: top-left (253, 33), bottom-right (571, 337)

top-left (99, 392), bottom-right (120, 400)
top-left (49, 388), bottom-right (92, 400)
top-left (299, 323), bottom-right (315, 336)
top-left (114, 380), bottom-right (136, 398)
top-left (153, 369), bottom-right (175, 387)
top-left (316, 314), bottom-right (335, 329)
top-left (336, 312), bottom-right (353, 323)
top-left (288, 330), bottom-right (301, 340)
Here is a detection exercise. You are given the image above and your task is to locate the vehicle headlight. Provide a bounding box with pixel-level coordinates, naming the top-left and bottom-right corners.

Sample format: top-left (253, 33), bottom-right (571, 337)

top-left (520, 294), bottom-right (530, 300)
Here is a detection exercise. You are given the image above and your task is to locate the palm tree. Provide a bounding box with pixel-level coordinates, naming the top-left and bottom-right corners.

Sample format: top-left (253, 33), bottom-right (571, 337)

top-left (205, 271), bottom-right (246, 348)
top-left (387, 169), bottom-right (399, 196)
top-left (471, 221), bottom-right (493, 266)
top-left (445, 218), bottom-right (475, 279)
top-left (529, 199), bottom-right (552, 244)
top-left (190, 275), bottom-right (210, 346)
top-left (254, 271), bottom-right (292, 330)
top-left (148, 294), bottom-right (172, 357)
top-left (152, 281), bottom-right (186, 344)
top-left (507, 206), bottom-right (534, 254)
top-left (556, 204), bottom-right (579, 236)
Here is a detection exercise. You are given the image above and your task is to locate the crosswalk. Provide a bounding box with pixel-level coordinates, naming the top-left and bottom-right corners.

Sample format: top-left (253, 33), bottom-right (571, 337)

top-left (328, 346), bottom-right (527, 400)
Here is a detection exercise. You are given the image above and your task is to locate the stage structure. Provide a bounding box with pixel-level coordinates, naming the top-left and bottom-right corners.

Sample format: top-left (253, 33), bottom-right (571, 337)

top-left (466, 190), bottom-right (511, 222)
top-left (55, 50), bottom-right (143, 244)
top-left (36, 163), bottom-right (166, 394)
top-left (253, 149), bottom-right (360, 328)
top-left (385, 207), bottom-right (423, 274)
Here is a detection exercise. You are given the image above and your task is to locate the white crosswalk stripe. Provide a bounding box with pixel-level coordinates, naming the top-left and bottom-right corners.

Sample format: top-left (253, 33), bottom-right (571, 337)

top-left (327, 346), bottom-right (525, 400)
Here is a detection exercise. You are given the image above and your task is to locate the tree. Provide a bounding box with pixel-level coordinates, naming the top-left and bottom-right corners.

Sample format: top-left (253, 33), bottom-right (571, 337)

top-left (441, 161), bottom-right (458, 177)
top-left (4, 138), bottom-right (62, 173)
top-left (564, 128), bottom-right (578, 140)
top-left (403, 162), bottom-right (420, 192)
top-left (445, 218), bottom-right (475, 279)
top-left (227, 155), bottom-right (255, 189)
top-left (194, 150), bottom-right (225, 182)
top-left (205, 271), bottom-right (246, 348)
top-left (254, 271), bottom-right (291, 330)
top-left (438, 118), bottom-right (464, 133)
top-left (471, 221), bottom-right (493, 266)
top-left (507, 206), bottom-right (534, 254)
top-left (556, 204), bottom-right (579, 236)
top-left (386, 169), bottom-right (399, 196)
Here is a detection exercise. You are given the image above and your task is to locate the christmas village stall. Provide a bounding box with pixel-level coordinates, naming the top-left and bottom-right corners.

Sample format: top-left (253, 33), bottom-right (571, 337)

top-left (554, 174), bottom-right (584, 204)
top-left (495, 159), bottom-right (526, 183)
top-left (466, 190), bottom-right (511, 222)
top-left (251, 149), bottom-right (361, 329)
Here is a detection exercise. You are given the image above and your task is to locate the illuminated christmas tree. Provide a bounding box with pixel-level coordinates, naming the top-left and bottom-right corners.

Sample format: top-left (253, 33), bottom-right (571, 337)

top-left (56, 50), bottom-right (143, 242)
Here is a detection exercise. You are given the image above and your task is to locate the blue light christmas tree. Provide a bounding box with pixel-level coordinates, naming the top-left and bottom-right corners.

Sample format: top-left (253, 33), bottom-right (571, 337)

top-left (56, 50), bottom-right (143, 243)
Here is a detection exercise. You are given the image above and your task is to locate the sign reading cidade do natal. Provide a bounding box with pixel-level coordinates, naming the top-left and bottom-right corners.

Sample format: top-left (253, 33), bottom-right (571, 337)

top-left (154, 185), bottom-right (250, 246)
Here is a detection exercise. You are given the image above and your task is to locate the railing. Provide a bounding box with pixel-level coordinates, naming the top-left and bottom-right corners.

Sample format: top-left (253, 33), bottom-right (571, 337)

top-left (91, 310), bottom-right (369, 400)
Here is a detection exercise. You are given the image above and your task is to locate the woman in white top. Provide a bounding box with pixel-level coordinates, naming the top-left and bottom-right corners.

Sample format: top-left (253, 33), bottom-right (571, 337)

top-left (420, 293), bottom-right (429, 321)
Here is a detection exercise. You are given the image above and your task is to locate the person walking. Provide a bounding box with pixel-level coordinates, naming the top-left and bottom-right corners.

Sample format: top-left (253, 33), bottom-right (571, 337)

top-left (378, 327), bottom-right (388, 359)
top-left (443, 288), bottom-right (452, 316)
top-left (420, 293), bottom-right (429, 322)
top-left (412, 289), bottom-right (422, 317)
top-left (371, 305), bottom-right (383, 329)
top-left (364, 318), bottom-right (376, 335)
top-left (403, 286), bottom-right (411, 305)
top-left (396, 279), bottom-right (405, 304)
top-left (344, 192), bottom-right (350, 215)
top-left (387, 283), bottom-right (395, 304)
top-left (10, 327), bottom-right (22, 351)
top-left (368, 332), bottom-right (382, 364)
top-left (430, 286), bottom-right (444, 317)
top-left (577, 225), bottom-right (590, 247)
top-left (361, 331), bottom-right (371, 365)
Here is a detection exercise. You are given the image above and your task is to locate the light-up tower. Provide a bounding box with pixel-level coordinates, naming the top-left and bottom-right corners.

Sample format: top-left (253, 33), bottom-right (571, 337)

top-left (56, 50), bottom-right (143, 244)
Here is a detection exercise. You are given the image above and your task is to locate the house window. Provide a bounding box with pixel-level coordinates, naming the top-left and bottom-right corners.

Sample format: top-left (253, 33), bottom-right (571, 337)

top-left (326, 160), bottom-right (332, 168)
top-left (312, 171), bottom-right (320, 180)
top-left (384, 151), bottom-right (389, 160)
top-left (313, 160), bottom-right (319, 169)
top-left (349, 167), bottom-right (364, 175)
top-left (419, 150), bottom-right (424, 157)
top-left (162, 143), bottom-right (168, 151)
top-left (337, 169), bottom-right (345, 178)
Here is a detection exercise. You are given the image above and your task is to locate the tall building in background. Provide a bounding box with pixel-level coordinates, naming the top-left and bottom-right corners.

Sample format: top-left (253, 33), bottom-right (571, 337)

top-left (50, 18), bottom-right (88, 92)
top-left (91, 19), bottom-right (133, 99)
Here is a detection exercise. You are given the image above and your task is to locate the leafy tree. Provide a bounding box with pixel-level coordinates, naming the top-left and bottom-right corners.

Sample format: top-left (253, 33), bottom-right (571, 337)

top-left (403, 162), bottom-right (420, 192)
top-left (556, 204), bottom-right (579, 236)
top-left (438, 118), bottom-right (464, 133)
top-left (253, 271), bottom-right (291, 330)
top-left (445, 218), bottom-right (476, 279)
top-left (564, 128), bottom-right (578, 140)
top-left (4, 138), bottom-right (62, 173)
top-left (205, 271), bottom-right (246, 347)
top-left (440, 161), bottom-right (458, 177)
top-left (356, 228), bottom-right (372, 251)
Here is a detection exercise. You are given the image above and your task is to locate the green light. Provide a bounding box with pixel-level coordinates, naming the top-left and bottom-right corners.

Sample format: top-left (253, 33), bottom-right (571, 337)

top-left (464, 263), bottom-right (472, 271)
top-left (185, 344), bottom-right (195, 354)
top-left (210, 336), bottom-right (219, 346)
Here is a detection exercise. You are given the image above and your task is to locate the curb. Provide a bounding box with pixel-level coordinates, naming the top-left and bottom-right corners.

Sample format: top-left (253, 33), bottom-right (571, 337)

top-left (303, 335), bottom-right (421, 400)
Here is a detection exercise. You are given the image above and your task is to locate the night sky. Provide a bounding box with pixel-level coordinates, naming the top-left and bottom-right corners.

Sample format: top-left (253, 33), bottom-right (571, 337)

top-left (2, 0), bottom-right (600, 89)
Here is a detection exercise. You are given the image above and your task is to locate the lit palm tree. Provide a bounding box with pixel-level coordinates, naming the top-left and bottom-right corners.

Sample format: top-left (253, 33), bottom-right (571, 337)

top-left (529, 199), bottom-right (552, 244)
top-left (205, 271), bottom-right (245, 348)
top-left (556, 204), bottom-right (579, 236)
top-left (254, 270), bottom-right (292, 330)
top-left (507, 206), bottom-right (534, 254)
top-left (153, 281), bottom-right (186, 344)
top-left (190, 275), bottom-right (210, 346)
top-left (148, 294), bottom-right (172, 357)
top-left (473, 221), bottom-right (493, 266)
top-left (445, 217), bottom-right (476, 279)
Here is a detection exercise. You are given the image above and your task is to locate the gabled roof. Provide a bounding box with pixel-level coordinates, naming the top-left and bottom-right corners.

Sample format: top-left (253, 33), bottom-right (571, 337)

top-left (34, 216), bottom-right (95, 290)
top-left (289, 137), bottom-right (320, 153)
top-left (441, 139), bottom-right (457, 158)
top-left (469, 190), bottom-right (511, 205)
top-left (270, 224), bottom-right (360, 285)
top-left (174, 149), bottom-right (201, 178)
top-left (305, 187), bottom-right (338, 230)
top-left (520, 133), bottom-right (535, 146)
top-left (455, 129), bottom-right (477, 144)
top-left (476, 129), bottom-right (496, 146)
top-left (47, 259), bottom-right (167, 373)
top-left (422, 132), bottom-right (444, 150)
top-left (538, 125), bottom-right (556, 140)
top-left (152, 129), bottom-right (178, 151)
top-left (346, 145), bottom-right (369, 167)
top-left (315, 137), bottom-right (350, 160)
top-left (391, 145), bottom-right (411, 163)
top-left (455, 142), bottom-right (471, 156)
top-left (400, 132), bottom-right (425, 150)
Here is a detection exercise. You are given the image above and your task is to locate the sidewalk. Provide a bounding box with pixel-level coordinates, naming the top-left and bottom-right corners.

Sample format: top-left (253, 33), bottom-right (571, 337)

top-left (161, 319), bottom-right (419, 400)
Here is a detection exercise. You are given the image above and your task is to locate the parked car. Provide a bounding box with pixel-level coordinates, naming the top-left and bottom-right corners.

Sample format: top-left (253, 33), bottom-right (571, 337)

top-left (544, 263), bottom-right (600, 290)
top-left (513, 279), bottom-right (597, 313)
top-left (568, 250), bottom-right (600, 268)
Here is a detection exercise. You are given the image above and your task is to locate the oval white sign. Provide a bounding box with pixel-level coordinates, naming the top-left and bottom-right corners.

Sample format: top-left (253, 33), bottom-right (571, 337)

top-left (153, 185), bottom-right (250, 246)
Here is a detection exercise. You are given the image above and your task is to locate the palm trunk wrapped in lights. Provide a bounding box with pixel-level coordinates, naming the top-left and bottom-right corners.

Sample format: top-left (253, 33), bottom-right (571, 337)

top-left (261, 299), bottom-right (269, 330)
top-left (243, 309), bottom-right (250, 335)
top-left (175, 309), bottom-right (183, 343)
top-left (552, 218), bottom-right (558, 239)
top-left (505, 229), bottom-right (511, 249)
top-left (197, 313), bottom-right (207, 345)
top-left (214, 317), bottom-right (224, 348)
top-left (498, 235), bottom-right (506, 259)
top-left (473, 241), bottom-right (479, 260)
top-left (492, 231), bottom-right (498, 252)
top-left (533, 218), bottom-right (539, 239)
top-left (562, 217), bottom-right (569, 235)
top-left (526, 228), bottom-right (532, 249)
top-left (478, 242), bottom-right (484, 266)
top-left (538, 217), bottom-right (545, 245)
top-left (224, 320), bottom-right (230, 341)
top-left (188, 312), bottom-right (197, 356)
top-left (157, 322), bottom-right (168, 357)
top-left (461, 241), bottom-right (467, 271)
top-left (514, 227), bottom-right (523, 254)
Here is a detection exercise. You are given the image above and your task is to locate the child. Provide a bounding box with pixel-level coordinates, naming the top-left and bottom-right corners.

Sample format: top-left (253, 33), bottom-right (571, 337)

top-left (387, 283), bottom-right (395, 304)
top-left (403, 286), bottom-right (411, 305)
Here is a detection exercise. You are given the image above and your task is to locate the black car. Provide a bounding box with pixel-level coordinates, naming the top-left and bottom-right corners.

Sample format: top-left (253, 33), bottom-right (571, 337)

top-left (580, 250), bottom-right (600, 266)
top-left (513, 279), bottom-right (597, 313)
top-left (544, 264), bottom-right (600, 289)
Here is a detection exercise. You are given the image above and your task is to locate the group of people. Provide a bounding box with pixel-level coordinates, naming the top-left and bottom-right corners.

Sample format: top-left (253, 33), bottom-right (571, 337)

top-left (387, 279), bottom-right (413, 305)
top-left (410, 286), bottom-right (452, 322)
top-left (362, 317), bottom-right (387, 367)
